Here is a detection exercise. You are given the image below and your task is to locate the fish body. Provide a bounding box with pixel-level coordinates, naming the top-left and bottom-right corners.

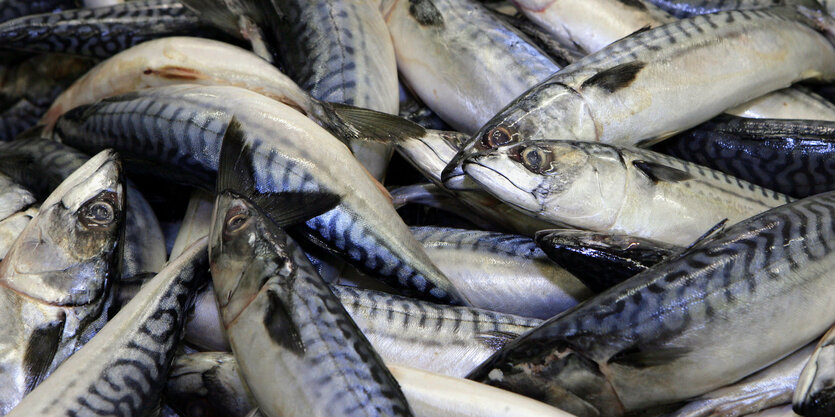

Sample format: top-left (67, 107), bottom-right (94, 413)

top-left (0, 0), bottom-right (223, 58)
top-left (727, 86), bottom-right (835, 121)
top-left (793, 324), bottom-right (835, 417)
top-left (0, 136), bottom-right (167, 285)
top-left (6, 238), bottom-right (209, 417)
top-left (272, 0), bottom-right (398, 179)
top-left (445, 7), bottom-right (835, 183)
top-left (0, 151), bottom-right (124, 414)
top-left (655, 115), bottom-right (835, 198)
top-left (644, 0), bottom-right (821, 17)
top-left (0, 0), bottom-right (75, 23)
top-left (55, 85), bottom-right (466, 304)
top-left (469, 191), bottom-right (835, 416)
top-left (535, 229), bottom-right (680, 293)
top-left (0, 208), bottom-right (35, 260)
top-left (669, 342), bottom-right (814, 417)
top-left (463, 139), bottom-right (790, 245)
top-left (0, 173), bottom-right (34, 222)
top-left (381, 0), bottom-right (559, 134)
top-left (410, 226), bottom-right (591, 318)
top-left (209, 166), bottom-right (413, 416)
top-left (166, 352), bottom-right (255, 417)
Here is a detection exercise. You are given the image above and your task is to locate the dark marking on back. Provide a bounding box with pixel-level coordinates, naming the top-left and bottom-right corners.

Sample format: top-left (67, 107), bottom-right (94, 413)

top-left (581, 61), bottom-right (646, 93)
top-left (23, 315), bottom-right (65, 393)
top-left (609, 344), bottom-right (690, 368)
top-left (409, 0), bottom-right (444, 26)
top-left (264, 289), bottom-right (305, 356)
top-left (627, 24), bottom-right (652, 37)
top-left (633, 160), bottom-right (693, 183)
top-left (617, 0), bottom-right (647, 11)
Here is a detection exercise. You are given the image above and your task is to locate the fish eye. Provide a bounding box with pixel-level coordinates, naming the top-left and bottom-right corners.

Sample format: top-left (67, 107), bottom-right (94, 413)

top-left (79, 192), bottom-right (117, 229)
top-left (223, 207), bottom-right (250, 238)
top-left (478, 127), bottom-right (514, 150)
top-left (521, 146), bottom-right (552, 174)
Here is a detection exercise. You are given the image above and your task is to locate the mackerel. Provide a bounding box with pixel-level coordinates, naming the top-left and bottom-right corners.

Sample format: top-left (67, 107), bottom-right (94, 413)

top-left (444, 7), bottom-right (835, 183)
top-left (0, 0), bottom-right (224, 58)
top-left (654, 115), bottom-right (835, 198)
top-left (463, 139), bottom-right (791, 245)
top-left (0, 208), bottom-right (35, 260)
top-left (380, 0), bottom-right (559, 134)
top-left (0, 99), bottom-right (40, 141)
top-left (0, 151), bottom-right (124, 414)
top-left (410, 226), bottom-right (591, 318)
top-left (535, 229), bottom-right (680, 293)
top-left (55, 85), bottom-right (467, 304)
top-left (0, 173), bottom-right (34, 221)
top-left (210, 150), bottom-right (413, 417)
top-left (726, 86), bottom-right (835, 121)
top-left (0, 136), bottom-right (167, 285)
top-left (270, 0), bottom-right (398, 179)
top-left (793, 324), bottom-right (835, 417)
top-left (644, 0), bottom-right (821, 17)
top-left (469, 191), bottom-right (835, 416)
top-left (668, 342), bottom-right (814, 417)
top-left (6, 238), bottom-right (209, 417)
top-left (165, 352), bottom-right (577, 417)
top-left (183, 281), bottom-right (542, 376)
top-left (0, 0), bottom-right (75, 23)
top-left (165, 352), bottom-right (255, 417)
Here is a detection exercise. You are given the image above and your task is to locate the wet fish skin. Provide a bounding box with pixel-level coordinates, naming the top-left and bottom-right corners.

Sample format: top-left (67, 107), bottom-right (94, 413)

top-left (166, 352), bottom-right (255, 417)
top-left (654, 115), bottom-right (835, 198)
top-left (0, 99), bottom-right (42, 141)
top-left (271, 0), bottom-right (398, 179)
top-left (209, 190), bottom-right (413, 417)
top-left (0, 0), bottom-right (225, 58)
top-left (793, 325), bottom-right (835, 417)
top-left (0, 136), bottom-right (167, 285)
top-left (643, 0), bottom-right (821, 17)
top-left (469, 191), bottom-right (835, 416)
top-left (6, 238), bottom-right (209, 417)
top-left (0, 54), bottom-right (96, 110)
top-left (0, 0), bottom-right (75, 23)
top-left (381, 0), bottom-right (559, 134)
top-left (463, 139), bottom-right (790, 245)
top-left (667, 342), bottom-right (814, 417)
top-left (0, 172), bottom-right (35, 222)
top-left (444, 7), bottom-right (835, 184)
top-left (726, 86), bottom-right (835, 121)
top-left (0, 150), bottom-right (124, 415)
top-left (0, 208), bottom-right (36, 260)
top-left (535, 229), bottom-right (680, 293)
top-left (410, 226), bottom-right (591, 319)
top-left (55, 85), bottom-right (467, 305)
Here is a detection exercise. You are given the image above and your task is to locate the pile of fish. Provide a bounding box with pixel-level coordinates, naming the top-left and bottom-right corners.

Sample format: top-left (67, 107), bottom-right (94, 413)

top-left (5, 0), bottom-right (835, 416)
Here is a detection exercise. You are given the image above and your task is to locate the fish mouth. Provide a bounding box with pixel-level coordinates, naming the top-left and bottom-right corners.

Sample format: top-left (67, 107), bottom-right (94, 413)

top-left (463, 160), bottom-right (540, 212)
top-left (442, 151), bottom-right (477, 190)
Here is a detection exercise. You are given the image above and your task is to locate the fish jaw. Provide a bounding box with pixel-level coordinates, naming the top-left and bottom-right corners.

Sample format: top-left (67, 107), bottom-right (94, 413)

top-left (464, 156), bottom-right (544, 214)
top-left (443, 81), bottom-right (597, 189)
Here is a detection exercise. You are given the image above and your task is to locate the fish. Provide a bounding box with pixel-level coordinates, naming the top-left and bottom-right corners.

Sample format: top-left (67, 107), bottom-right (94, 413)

top-left (654, 115), bottom-right (835, 198)
top-left (166, 352), bottom-right (255, 417)
top-left (380, 0), bottom-right (559, 134)
top-left (409, 226), bottom-right (591, 318)
top-left (511, 0), bottom-right (674, 55)
top-left (534, 229), bottom-right (680, 293)
top-left (0, 150), bottom-right (124, 414)
top-left (182, 281), bottom-right (542, 376)
top-left (0, 99), bottom-right (40, 141)
top-left (443, 7), bottom-right (835, 185)
top-left (468, 190), bottom-right (835, 417)
top-left (0, 0), bottom-right (227, 58)
top-left (55, 85), bottom-right (467, 305)
top-left (668, 342), bottom-right (815, 417)
top-left (0, 173), bottom-right (34, 222)
top-left (270, 0), bottom-right (399, 180)
top-left (0, 54), bottom-right (96, 110)
top-left (6, 238), bottom-right (209, 416)
top-left (0, 135), bottom-right (167, 287)
top-left (170, 191), bottom-right (214, 260)
top-left (166, 352), bottom-right (577, 417)
top-left (793, 324), bottom-right (835, 417)
top-left (178, 0), bottom-right (279, 63)
top-left (643, 0), bottom-right (822, 17)
top-left (726, 86), bottom-right (835, 121)
top-left (209, 135), bottom-right (414, 417)
top-left (463, 139), bottom-right (791, 245)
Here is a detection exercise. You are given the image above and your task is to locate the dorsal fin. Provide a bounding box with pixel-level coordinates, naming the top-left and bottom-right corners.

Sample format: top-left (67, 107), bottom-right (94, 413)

top-left (632, 160), bottom-right (693, 183)
top-left (581, 61), bottom-right (646, 93)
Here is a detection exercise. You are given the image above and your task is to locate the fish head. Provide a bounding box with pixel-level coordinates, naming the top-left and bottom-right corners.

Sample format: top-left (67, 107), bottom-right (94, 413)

top-left (0, 150), bottom-right (124, 306)
top-left (167, 353), bottom-right (247, 417)
top-left (443, 82), bottom-right (596, 190)
top-left (209, 191), bottom-right (294, 326)
top-left (463, 140), bottom-right (627, 230)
